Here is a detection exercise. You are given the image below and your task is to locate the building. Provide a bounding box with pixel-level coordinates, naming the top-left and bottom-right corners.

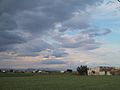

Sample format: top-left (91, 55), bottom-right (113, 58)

top-left (88, 66), bottom-right (114, 75)
top-left (110, 68), bottom-right (120, 75)
top-left (60, 71), bottom-right (65, 73)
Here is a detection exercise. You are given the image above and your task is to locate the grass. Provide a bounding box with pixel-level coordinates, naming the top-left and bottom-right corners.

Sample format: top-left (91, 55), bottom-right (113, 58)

top-left (0, 73), bottom-right (120, 90)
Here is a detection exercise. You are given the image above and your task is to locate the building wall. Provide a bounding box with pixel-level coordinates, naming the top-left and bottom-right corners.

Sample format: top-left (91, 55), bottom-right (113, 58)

top-left (88, 69), bottom-right (99, 75)
top-left (99, 71), bottom-right (105, 75)
top-left (107, 71), bottom-right (112, 75)
top-left (88, 67), bottom-right (112, 75)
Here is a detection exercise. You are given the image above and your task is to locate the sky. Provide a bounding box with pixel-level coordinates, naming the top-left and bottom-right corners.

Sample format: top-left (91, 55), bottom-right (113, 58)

top-left (0, 0), bottom-right (120, 70)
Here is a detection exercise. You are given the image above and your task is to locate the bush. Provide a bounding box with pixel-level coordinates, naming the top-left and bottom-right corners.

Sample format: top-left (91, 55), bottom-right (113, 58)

top-left (77, 65), bottom-right (88, 75)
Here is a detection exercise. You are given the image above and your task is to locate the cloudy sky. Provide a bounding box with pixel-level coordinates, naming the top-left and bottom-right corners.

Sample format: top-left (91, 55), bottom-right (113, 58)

top-left (0, 0), bottom-right (120, 70)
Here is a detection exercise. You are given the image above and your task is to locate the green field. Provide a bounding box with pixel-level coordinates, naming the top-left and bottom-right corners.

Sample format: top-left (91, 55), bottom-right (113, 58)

top-left (0, 73), bottom-right (120, 90)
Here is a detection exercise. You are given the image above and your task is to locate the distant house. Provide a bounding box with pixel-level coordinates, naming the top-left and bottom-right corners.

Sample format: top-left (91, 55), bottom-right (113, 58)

top-left (38, 70), bottom-right (42, 73)
top-left (110, 68), bottom-right (120, 75)
top-left (32, 70), bottom-right (37, 73)
top-left (32, 70), bottom-right (42, 73)
top-left (88, 66), bottom-right (114, 75)
top-left (2, 70), bottom-right (6, 73)
top-left (60, 71), bottom-right (65, 73)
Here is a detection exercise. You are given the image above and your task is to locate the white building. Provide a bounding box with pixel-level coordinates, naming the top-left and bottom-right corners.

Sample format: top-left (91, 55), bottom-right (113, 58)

top-left (2, 70), bottom-right (6, 73)
top-left (88, 66), bottom-right (114, 75)
top-left (60, 71), bottom-right (65, 73)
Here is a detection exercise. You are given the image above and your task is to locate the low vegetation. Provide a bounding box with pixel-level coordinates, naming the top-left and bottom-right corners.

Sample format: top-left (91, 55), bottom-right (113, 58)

top-left (77, 65), bottom-right (88, 75)
top-left (0, 73), bottom-right (120, 90)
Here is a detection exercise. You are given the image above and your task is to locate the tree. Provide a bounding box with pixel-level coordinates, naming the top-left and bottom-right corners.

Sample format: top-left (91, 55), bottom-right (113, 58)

top-left (66, 69), bottom-right (72, 73)
top-left (77, 65), bottom-right (88, 75)
top-left (10, 69), bottom-right (14, 72)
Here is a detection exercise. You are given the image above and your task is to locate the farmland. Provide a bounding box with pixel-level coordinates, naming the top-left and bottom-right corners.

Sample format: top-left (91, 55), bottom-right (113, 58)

top-left (0, 73), bottom-right (120, 90)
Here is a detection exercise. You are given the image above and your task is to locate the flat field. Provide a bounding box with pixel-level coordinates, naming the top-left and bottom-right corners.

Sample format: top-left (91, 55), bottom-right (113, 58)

top-left (0, 73), bottom-right (120, 90)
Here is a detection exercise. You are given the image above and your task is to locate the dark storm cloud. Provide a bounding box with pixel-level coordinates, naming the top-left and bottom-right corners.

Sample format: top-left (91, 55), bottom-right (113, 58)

top-left (62, 12), bottom-right (90, 30)
top-left (15, 10), bottom-right (55, 34)
top-left (0, 0), bottom-right (41, 14)
top-left (14, 39), bottom-right (54, 57)
top-left (0, 0), bottom-right (103, 33)
top-left (14, 0), bottom-right (103, 34)
top-left (0, 0), bottom-right (103, 56)
top-left (0, 31), bottom-right (25, 46)
top-left (0, 13), bottom-right (17, 30)
top-left (0, 12), bottom-right (25, 52)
